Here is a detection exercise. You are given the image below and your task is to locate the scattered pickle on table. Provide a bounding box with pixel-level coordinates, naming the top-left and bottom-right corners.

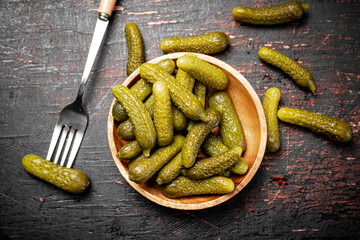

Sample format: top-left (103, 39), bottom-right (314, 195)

top-left (125, 22), bottom-right (145, 76)
top-left (263, 87), bottom-right (281, 152)
top-left (232, 1), bottom-right (308, 25)
top-left (277, 107), bottom-right (353, 142)
top-left (160, 32), bottom-right (230, 54)
top-left (259, 47), bottom-right (316, 92)
top-left (22, 154), bottom-right (89, 194)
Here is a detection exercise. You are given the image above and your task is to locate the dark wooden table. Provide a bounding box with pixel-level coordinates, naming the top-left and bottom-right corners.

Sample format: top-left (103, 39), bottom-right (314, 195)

top-left (1, 0), bottom-right (359, 239)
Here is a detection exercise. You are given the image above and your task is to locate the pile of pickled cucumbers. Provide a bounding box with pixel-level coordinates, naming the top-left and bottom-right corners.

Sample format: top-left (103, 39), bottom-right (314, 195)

top-left (113, 52), bottom-right (249, 198)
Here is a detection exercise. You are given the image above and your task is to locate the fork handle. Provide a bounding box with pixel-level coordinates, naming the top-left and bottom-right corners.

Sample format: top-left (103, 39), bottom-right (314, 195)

top-left (99, 0), bottom-right (117, 17)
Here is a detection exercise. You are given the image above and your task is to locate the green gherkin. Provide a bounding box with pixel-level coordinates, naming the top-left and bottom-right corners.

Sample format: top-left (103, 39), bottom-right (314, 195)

top-left (232, 1), bottom-right (308, 25)
top-left (162, 176), bottom-right (234, 198)
top-left (115, 59), bottom-right (175, 140)
top-left (277, 107), bottom-right (353, 142)
top-left (160, 32), bottom-right (230, 54)
top-left (208, 91), bottom-right (246, 151)
top-left (116, 140), bottom-right (142, 160)
top-left (140, 63), bottom-right (208, 122)
top-left (171, 69), bottom-right (196, 131)
top-left (22, 155), bottom-right (89, 194)
top-left (182, 146), bottom-right (243, 179)
top-left (117, 120), bottom-right (135, 141)
top-left (112, 85), bottom-right (156, 157)
top-left (153, 81), bottom-right (174, 146)
top-left (259, 47), bottom-right (315, 92)
top-left (263, 87), bottom-right (281, 152)
top-left (182, 108), bottom-right (221, 168)
top-left (202, 133), bottom-right (248, 175)
top-left (128, 135), bottom-right (185, 184)
top-left (156, 152), bottom-right (183, 185)
top-left (177, 54), bottom-right (228, 90)
top-left (125, 22), bottom-right (145, 76)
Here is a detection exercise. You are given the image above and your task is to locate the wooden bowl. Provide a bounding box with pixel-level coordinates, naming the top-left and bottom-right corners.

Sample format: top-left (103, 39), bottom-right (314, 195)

top-left (107, 53), bottom-right (267, 210)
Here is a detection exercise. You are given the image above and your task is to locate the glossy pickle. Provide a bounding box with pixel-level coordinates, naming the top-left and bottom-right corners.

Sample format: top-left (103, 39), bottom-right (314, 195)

top-left (162, 176), bottom-right (234, 198)
top-left (125, 22), bottom-right (145, 76)
top-left (232, 1), bottom-right (308, 25)
top-left (116, 140), bottom-right (142, 160)
top-left (22, 154), bottom-right (89, 194)
top-left (128, 135), bottom-right (185, 184)
top-left (112, 85), bottom-right (156, 157)
top-left (177, 54), bottom-right (228, 90)
top-left (160, 32), bottom-right (230, 55)
top-left (208, 91), bottom-right (247, 150)
top-left (259, 47), bottom-right (316, 92)
top-left (153, 81), bottom-right (174, 146)
top-left (263, 87), bottom-right (281, 152)
top-left (277, 107), bottom-right (353, 142)
top-left (156, 152), bottom-right (183, 185)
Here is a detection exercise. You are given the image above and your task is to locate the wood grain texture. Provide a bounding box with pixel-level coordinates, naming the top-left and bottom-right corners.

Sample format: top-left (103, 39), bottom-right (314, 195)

top-left (0, 0), bottom-right (359, 239)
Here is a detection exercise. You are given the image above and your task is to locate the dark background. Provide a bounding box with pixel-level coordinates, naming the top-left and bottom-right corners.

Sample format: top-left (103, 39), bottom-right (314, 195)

top-left (1, 0), bottom-right (359, 239)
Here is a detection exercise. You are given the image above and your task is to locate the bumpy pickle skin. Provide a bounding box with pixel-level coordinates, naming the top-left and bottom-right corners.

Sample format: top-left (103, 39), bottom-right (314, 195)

top-left (187, 81), bottom-right (207, 132)
top-left (203, 133), bottom-right (249, 175)
top-left (182, 146), bottom-right (242, 179)
top-left (182, 108), bottom-right (221, 168)
top-left (128, 135), bottom-right (185, 184)
top-left (156, 152), bottom-right (183, 185)
top-left (112, 100), bottom-right (128, 122)
top-left (125, 22), bottom-right (145, 76)
top-left (277, 107), bottom-right (353, 142)
top-left (112, 59), bottom-right (175, 123)
top-left (153, 81), bottom-right (174, 146)
top-left (112, 85), bottom-right (156, 157)
top-left (22, 155), bottom-right (89, 194)
top-left (171, 69), bottom-right (196, 131)
top-left (177, 54), bottom-right (228, 90)
top-left (208, 91), bottom-right (247, 151)
top-left (263, 87), bottom-right (281, 152)
top-left (160, 32), bottom-right (230, 55)
top-left (117, 120), bottom-right (135, 141)
top-left (162, 176), bottom-right (234, 198)
top-left (259, 47), bottom-right (315, 92)
top-left (140, 63), bottom-right (208, 122)
top-left (116, 140), bottom-right (142, 160)
top-left (232, 1), bottom-right (308, 25)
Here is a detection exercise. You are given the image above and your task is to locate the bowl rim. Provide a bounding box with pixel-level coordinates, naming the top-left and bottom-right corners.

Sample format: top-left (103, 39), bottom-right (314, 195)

top-left (107, 52), bottom-right (267, 210)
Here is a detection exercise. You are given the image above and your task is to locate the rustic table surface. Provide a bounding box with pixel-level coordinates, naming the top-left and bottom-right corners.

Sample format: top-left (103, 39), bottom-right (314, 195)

top-left (1, 0), bottom-right (359, 239)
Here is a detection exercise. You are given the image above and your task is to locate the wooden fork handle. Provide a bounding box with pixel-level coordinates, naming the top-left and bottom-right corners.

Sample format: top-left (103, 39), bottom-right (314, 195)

top-left (98, 0), bottom-right (117, 17)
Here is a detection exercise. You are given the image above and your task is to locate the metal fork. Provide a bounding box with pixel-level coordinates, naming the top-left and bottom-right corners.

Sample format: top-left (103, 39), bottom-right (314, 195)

top-left (46, 0), bottom-right (116, 168)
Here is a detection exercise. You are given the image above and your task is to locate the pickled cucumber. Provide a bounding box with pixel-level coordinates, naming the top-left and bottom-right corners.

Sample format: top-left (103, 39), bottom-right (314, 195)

top-left (182, 146), bottom-right (242, 179)
top-left (182, 108), bottom-right (221, 168)
top-left (112, 85), bottom-right (156, 157)
top-left (125, 22), bottom-right (145, 76)
top-left (128, 135), bottom-right (185, 183)
top-left (171, 69), bottom-right (196, 131)
top-left (112, 59), bottom-right (176, 122)
top-left (263, 87), bottom-right (281, 152)
top-left (162, 176), bottom-right (234, 198)
top-left (160, 32), bottom-right (230, 55)
top-left (140, 63), bottom-right (208, 122)
top-left (208, 91), bottom-right (246, 150)
top-left (22, 154), bottom-right (89, 194)
top-left (112, 100), bottom-right (128, 122)
top-left (172, 105), bottom-right (188, 131)
top-left (116, 140), bottom-right (142, 160)
top-left (277, 107), bottom-right (353, 142)
top-left (117, 120), bottom-right (135, 141)
top-left (153, 81), bottom-right (174, 146)
top-left (203, 133), bottom-right (248, 175)
top-left (156, 152), bottom-right (182, 185)
top-left (177, 54), bottom-right (228, 90)
top-left (232, 1), bottom-right (308, 25)
top-left (187, 81), bottom-right (207, 132)
top-left (259, 47), bottom-right (315, 92)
